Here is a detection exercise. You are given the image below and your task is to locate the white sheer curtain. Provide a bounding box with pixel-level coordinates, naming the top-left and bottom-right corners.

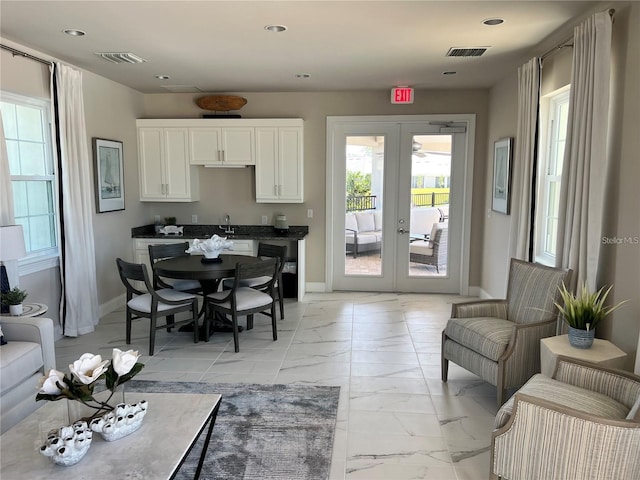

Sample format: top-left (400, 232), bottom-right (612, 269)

top-left (52, 63), bottom-right (99, 336)
top-left (0, 115), bottom-right (15, 224)
top-left (555, 12), bottom-right (612, 291)
top-left (509, 57), bottom-right (541, 261)
top-left (0, 114), bottom-right (20, 288)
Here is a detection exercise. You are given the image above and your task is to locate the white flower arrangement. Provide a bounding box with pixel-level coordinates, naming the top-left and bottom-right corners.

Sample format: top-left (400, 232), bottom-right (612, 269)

top-left (186, 234), bottom-right (234, 259)
top-left (36, 348), bottom-right (144, 420)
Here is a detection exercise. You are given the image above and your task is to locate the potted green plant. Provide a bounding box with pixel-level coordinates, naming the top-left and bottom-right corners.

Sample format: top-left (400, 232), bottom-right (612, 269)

top-left (555, 282), bottom-right (627, 349)
top-left (164, 216), bottom-right (177, 226)
top-left (1, 286), bottom-right (28, 316)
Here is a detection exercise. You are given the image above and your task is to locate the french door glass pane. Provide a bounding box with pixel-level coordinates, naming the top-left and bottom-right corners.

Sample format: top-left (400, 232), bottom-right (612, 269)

top-left (344, 136), bottom-right (383, 276)
top-left (408, 135), bottom-right (451, 277)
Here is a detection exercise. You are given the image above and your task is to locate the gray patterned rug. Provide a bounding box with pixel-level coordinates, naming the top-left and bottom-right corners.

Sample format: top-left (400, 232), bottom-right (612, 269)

top-left (126, 381), bottom-right (340, 480)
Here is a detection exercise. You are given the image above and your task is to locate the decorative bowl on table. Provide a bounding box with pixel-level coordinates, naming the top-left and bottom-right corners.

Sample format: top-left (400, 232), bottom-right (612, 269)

top-left (40, 421), bottom-right (92, 466)
top-left (186, 235), bottom-right (234, 262)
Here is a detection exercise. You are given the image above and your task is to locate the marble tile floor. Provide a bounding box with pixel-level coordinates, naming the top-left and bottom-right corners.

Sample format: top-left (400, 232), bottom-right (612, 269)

top-left (54, 292), bottom-right (499, 480)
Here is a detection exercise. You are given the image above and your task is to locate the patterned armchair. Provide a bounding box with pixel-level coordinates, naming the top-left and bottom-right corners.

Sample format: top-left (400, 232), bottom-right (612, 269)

top-left (490, 356), bottom-right (640, 480)
top-left (441, 258), bottom-right (571, 406)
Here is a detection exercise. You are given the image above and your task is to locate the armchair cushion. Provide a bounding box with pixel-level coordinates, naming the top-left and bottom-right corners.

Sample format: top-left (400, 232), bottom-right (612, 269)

top-left (494, 373), bottom-right (629, 429)
top-left (0, 342), bottom-right (43, 394)
top-left (444, 317), bottom-right (513, 361)
top-left (355, 211), bottom-right (375, 232)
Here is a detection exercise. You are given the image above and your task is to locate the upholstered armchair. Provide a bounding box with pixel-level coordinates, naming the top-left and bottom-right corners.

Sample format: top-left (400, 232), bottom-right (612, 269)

top-left (442, 258), bottom-right (571, 406)
top-left (490, 356), bottom-right (640, 480)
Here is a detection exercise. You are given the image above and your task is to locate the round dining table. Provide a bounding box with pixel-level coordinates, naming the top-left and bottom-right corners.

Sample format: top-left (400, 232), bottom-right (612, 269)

top-left (154, 254), bottom-right (262, 296)
top-left (154, 254), bottom-right (263, 333)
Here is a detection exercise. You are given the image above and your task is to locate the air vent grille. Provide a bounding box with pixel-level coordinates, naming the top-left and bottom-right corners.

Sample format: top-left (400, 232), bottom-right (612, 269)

top-left (446, 47), bottom-right (489, 58)
top-left (95, 52), bottom-right (147, 64)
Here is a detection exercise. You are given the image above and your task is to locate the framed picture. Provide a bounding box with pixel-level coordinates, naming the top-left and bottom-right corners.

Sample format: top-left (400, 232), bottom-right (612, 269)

top-left (492, 137), bottom-right (513, 214)
top-left (93, 138), bottom-right (124, 213)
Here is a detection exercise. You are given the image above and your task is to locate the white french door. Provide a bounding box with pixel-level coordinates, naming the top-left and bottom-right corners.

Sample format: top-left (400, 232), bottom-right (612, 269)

top-left (327, 115), bottom-right (474, 294)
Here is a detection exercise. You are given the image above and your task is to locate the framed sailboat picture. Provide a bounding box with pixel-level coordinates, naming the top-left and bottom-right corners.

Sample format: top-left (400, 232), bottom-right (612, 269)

top-left (93, 138), bottom-right (125, 213)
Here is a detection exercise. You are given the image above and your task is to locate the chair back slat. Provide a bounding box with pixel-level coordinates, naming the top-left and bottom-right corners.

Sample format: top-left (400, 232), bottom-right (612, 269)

top-left (257, 243), bottom-right (287, 273)
top-left (236, 257), bottom-right (278, 282)
top-left (148, 242), bottom-right (190, 263)
top-left (116, 258), bottom-right (153, 295)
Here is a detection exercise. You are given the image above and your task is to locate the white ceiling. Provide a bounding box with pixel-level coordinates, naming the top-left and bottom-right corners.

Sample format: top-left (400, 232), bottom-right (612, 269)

top-left (0, 1), bottom-right (600, 94)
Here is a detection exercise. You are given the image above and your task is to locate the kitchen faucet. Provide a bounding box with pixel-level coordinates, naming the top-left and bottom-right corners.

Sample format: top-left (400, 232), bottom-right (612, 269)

top-left (219, 214), bottom-right (234, 234)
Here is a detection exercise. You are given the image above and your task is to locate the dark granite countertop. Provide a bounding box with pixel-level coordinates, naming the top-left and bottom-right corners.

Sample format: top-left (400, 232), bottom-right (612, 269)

top-left (132, 224), bottom-right (308, 241)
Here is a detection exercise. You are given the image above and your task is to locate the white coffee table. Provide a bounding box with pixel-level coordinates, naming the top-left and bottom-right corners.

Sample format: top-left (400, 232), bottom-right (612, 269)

top-left (540, 335), bottom-right (627, 377)
top-left (0, 392), bottom-right (221, 480)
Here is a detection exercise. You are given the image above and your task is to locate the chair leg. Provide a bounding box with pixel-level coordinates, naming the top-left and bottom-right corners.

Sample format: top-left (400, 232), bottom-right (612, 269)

top-left (441, 331), bottom-right (449, 382)
top-left (442, 357), bottom-right (449, 382)
top-left (166, 314), bottom-right (175, 333)
top-left (149, 316), bottom-right (157, 356)
top-left (232, 313), bottom-right (240, 353)
top-left (247, 314), bottom-right (254, 330)
top-left (126, 309), bottom-right (132, 345)
top-left (271, 303), bottom-right (277, 341)
top-left (203, 303), bottom-right (211, 342)
top-left (192, 299), bottom-right (199, 343)
top-left (277, 277), bottom-right (285, 319)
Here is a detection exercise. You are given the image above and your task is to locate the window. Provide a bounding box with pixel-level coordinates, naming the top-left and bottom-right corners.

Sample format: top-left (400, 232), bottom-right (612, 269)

top-left (0, 92), bottom-right (59, 271)
top-left (535, 87), bottom-right (570, 265)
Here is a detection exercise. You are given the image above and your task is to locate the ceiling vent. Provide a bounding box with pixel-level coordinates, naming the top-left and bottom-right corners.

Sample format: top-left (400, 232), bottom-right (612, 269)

top-left (446, 47), bottom-right (489, 58)
top-left (95, 52), bottom-right (147, 64)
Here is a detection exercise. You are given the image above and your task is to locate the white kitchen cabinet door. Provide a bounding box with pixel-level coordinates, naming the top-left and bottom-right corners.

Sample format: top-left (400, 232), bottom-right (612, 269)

top-left (138, 127), bottom-right (198, 202)
top-left (189, 127), bottom-right (253, 166)
top-left (190, 128), bottom-right (221, 165)
top-left (163, 128), bottom-right (193, 200)
top-left (138, 127), bottom-right (165, 200)
top-left (255, 126), bottom-right (303, 203)
top-left (220, 128), bottom-right (254, 165)
top-left (277, 127), bottom-right (304, 202)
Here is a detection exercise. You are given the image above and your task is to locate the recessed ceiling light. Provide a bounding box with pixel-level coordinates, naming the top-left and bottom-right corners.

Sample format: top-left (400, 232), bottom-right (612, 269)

top-left (296, 73), bottom-right (311, 79)
top-left (483, 18), bottom-right (504, 26)
top-left (443, 71), bottom-right (457, 76)
top-left (155, 75), bottom-right (170, 80)
top-left (265, 24), bottom-right (287, 33)
top-left (63, 29), bottom-right (85, 36)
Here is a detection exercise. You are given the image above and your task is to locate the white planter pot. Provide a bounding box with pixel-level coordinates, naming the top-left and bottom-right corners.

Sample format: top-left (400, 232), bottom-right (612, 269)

top-left (9, 304), bottom-right (23, 316)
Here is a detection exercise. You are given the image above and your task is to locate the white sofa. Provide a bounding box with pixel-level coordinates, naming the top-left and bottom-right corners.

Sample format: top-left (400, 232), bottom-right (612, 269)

top-left (0, 316), bottom-right (56, 433)
top-left (345, 210), bottom-right (382, 258)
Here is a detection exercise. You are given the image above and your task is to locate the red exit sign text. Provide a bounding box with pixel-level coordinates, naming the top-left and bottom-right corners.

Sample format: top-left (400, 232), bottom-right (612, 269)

top-left (391, 87), bottom-right (414, 104)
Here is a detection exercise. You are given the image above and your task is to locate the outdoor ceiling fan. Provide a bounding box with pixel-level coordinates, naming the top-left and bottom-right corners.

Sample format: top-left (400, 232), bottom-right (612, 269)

top-left (412, 141), bottom-right (426, 158)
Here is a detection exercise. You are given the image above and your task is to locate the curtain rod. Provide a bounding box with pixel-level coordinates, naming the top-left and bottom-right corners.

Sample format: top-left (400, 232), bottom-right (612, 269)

top-left (1, 44), bottom-right (53, 67)
top-left (540, 8), bottom-right (615, 61)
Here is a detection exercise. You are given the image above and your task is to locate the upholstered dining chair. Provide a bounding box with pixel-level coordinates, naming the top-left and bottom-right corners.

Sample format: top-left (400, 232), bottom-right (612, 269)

top-left (204, 257), bottom-right (278, 352)
top-left (490, 356), bottom-right (640, 480)
top-left (222, 243), bottom-right (287, 319)
top-left (442, 258), bottom-right (571, 406)
top-left (116, 258), bottom-right (199, 356)
top-left (148, 242), bottom-right (203, 294)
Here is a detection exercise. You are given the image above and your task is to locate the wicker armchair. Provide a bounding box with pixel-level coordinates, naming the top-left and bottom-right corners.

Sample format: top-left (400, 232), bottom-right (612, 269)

top-left (409, 224), bottom-right (448, 273)
top-left (491, 356), bottom-right (640, 480)
top-left (442, 258), bottom-right (571, 406)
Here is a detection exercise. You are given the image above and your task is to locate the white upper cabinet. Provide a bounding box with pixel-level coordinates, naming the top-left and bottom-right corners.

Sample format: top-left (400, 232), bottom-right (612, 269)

top-left (137, 125), bottom-right (199, 202)
top-left (255, 123), bottom-right (304, 203)
top-left (190, 127), bottom-right (254, 166)
top-left (137, 118), bottom-right (303, 203)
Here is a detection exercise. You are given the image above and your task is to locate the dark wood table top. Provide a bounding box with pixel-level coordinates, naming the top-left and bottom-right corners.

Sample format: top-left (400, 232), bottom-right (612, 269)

top-left (154, 254), bottom-right (261, 281)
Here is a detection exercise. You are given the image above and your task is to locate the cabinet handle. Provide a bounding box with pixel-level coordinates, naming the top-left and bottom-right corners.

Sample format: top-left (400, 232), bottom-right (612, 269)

top-left (165, 184), bottom-right (169, 195)
top-left (274, 185), bottom-right (277, 195)
top-left (278, 185), bottom-right (282, 196)
top-left (221, 150), bottom-right (225, 163)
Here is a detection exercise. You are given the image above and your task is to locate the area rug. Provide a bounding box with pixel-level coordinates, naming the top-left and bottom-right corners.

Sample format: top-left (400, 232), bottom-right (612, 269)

top-left (126, 381), bottom-right (340, 480)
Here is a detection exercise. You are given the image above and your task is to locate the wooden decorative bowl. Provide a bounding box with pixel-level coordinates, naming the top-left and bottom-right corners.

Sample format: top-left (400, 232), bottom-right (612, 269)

top-left (195, 95), bottom-right (247, 111)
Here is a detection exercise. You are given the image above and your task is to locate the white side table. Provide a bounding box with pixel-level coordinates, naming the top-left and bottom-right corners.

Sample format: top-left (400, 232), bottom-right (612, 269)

top-left (540, 334), bottom-right (627, 377)
top-left (0, 302), bottom-right (48, 318)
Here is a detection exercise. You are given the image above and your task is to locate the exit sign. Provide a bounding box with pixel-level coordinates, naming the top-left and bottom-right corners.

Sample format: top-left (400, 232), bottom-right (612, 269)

top-left (391, 87), bottom-right (414, 104)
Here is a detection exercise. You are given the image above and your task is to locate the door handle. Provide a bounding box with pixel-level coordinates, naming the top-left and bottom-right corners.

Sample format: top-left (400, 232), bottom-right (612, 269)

top-left (397, 228), bottom-right (406, 234)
